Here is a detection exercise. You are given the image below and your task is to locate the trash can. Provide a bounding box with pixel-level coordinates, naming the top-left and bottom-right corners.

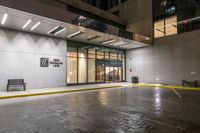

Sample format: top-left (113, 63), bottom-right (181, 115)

top-left (132, 76), bottom-right (139, 84)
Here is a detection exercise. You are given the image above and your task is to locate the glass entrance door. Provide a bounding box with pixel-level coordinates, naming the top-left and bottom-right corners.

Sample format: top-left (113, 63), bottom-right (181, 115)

top-left (105, 66), bottom-right (122, 82)
top-left (97, 64), bottom-right (105, 82)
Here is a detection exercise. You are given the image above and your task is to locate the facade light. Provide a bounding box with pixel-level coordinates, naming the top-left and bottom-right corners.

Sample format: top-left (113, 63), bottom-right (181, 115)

top-left (2, 14), bottom-right (8, 25)
top-left (54, 28), bottom-right (66, 35)
top-left (31, 21), bottom-right (41, 31)
top-left (23, 19), bottom-right (32, 29)
top-left (67, 31), bottom-right (81, 38)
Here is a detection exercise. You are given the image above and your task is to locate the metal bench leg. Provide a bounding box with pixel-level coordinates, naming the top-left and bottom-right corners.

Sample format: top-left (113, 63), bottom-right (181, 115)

top-left (7, 85), bottom-right (9, 92)
top-left (23, 84), bottom-right (26, 91)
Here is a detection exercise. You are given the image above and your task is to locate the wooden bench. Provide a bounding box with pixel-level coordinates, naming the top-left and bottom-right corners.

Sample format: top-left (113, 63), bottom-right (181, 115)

top-left (182, 80), bottom-right (199, 87)
top-left (7, 79), bottom-right (26, 92)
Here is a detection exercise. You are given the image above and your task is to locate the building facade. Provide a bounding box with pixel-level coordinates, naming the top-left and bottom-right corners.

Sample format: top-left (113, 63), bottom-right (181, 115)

top-left (0, 0), bottom-right (199, 91)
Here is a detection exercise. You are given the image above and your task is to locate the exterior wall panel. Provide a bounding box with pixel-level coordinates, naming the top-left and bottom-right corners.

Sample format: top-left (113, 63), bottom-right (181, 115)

top-left (0, 28), bottom-right (67, 91)
top-left (126, 30), bottom-right (200, 85)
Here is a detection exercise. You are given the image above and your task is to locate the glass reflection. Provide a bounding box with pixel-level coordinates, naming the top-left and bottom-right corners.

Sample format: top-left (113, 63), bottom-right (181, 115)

top-left (67, 46), bottom-right (126, 84)
top-left (153, 88), bottom-right (162, 115)
top-left (98, 91), bottom-right (109, 106)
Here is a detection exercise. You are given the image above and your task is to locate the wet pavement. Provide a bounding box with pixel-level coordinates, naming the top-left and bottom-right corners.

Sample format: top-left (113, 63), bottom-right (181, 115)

top-left (0, 87), bottom-right (200, 133)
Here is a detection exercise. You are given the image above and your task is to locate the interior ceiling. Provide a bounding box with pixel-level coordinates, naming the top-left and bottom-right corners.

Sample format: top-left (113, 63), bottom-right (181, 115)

top-left (154, 15), bottom-right (177, 38)
top-left (0, 5), bottom-right (148, 50)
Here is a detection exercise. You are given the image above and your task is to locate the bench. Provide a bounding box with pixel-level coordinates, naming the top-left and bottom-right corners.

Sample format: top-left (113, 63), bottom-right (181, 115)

top-left (182, 80), bottom-right (200, 87)
top-left (7, 79), bottom-right (26, 92)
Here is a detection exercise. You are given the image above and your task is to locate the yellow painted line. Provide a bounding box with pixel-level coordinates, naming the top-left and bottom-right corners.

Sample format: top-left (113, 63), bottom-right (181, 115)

top-left (172, 88), bottom-right (182, 98)
top-left (133, 84), bottom-right (200, 91)
top-left (0, 86), bottom-right (123, 100)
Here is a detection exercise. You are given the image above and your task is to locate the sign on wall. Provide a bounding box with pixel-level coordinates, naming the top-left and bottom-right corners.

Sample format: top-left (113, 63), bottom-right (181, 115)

top-left (50, 59), bottom-right (63, 67)
top-left (40, 58), bottom-right (49, 67)
top-left (40, 58), bottom-right (63, 67)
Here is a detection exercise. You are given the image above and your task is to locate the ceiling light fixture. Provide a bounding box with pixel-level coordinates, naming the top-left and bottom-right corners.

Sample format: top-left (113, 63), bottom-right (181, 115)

top-left (2, 13), bottom-right (8, 25)
top-left (23, 19), bottom-right (32, 29)
top-left (54, 28), bottom-right (66, 35)
top-left (111, 41), bottom-right (127, 46)
top-left (67, 31), bottom-right (82, 38)
top-left (47, 26), bottom-right (59, 34)
top-left (100, 39), bottom-right (116, 44)
top-left (86, 36), bottom-right (101, 41)
top-left (31, 21), bottom-right (41, 31)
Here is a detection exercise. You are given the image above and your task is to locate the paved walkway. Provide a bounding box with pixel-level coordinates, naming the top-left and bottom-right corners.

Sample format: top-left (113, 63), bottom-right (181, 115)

top-left (0, 83), bottom-right (133, 99)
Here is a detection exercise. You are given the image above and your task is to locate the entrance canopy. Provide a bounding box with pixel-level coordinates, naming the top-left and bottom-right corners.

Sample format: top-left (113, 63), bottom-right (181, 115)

top-left (0, 0), bottom-right (151, 49)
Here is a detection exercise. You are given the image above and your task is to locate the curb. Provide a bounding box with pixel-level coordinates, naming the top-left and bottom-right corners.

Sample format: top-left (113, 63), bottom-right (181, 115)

top-left (134, 84), bottom-right (200, 91)
top-left (0, 86), bottom-right (123, 100)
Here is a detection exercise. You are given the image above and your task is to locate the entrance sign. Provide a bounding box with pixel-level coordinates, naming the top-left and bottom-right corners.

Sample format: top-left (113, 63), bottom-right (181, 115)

top-left (40, 58), bottom-right (63, 67)
top-left (40, 58), bottom-right (49, 67)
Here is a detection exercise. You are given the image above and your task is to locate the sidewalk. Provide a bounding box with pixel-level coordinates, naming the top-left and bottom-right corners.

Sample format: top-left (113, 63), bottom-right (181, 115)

top-left (0, 83), bottom-right (133, 99)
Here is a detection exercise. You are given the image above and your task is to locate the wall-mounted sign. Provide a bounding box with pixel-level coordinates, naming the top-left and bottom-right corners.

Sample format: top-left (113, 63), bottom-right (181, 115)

top-left (50, 59), bottom-right (63, 67)
top-left (40, 58), bottom-right (49, 67)
top-left (40, 58), bottom-right (63, 68)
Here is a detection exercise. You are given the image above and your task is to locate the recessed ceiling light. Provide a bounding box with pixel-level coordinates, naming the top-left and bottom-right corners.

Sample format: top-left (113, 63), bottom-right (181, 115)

top-left (86, 36), bottom-right (101, 41)
top-left (67, 31), bottom-right (83, 38)
top-left (23, 19), bottom-right (32, 29)
top-left (54, 28), bottom-right (66, 35)
top-left (100, 39), bottom-right (116, 44)
top-left (48, 26), bottom-right (59, 34)
top-left (111, 41), bottom-right (127, 46)
top-left (2, 13), bottom-right (8, 25)
top-left (31, 21), bottom-right (41, 31)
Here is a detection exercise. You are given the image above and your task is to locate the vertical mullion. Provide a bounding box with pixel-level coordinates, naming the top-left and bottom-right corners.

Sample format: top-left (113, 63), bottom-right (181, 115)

top-left (77, 48), bottom-right (79, 84)
top-left (109, 52), bottom-right (111, 83)
top-left (95, 50), bottom-right (97, 82)
top-left (103, 51), bottom-right (106, 83)
top-left (87, 49), bottom-right (89, 83)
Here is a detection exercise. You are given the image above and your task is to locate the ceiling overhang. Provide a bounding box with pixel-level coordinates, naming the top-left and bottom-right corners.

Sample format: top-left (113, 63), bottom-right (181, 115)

top-left (0, 0), bottom-right (151, 50)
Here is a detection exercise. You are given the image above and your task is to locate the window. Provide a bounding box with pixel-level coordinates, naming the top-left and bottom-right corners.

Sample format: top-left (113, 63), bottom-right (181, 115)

top-left (88, 50), bottom-right (96, 82)
top-left (154, 15), bottom-right (177, 38)
top-left (78, 49), bottom-right (87, 83)
top-left (153, 0), bottom-right (200, 37)
top-left (67, 46), bottom-right (126, 84)
top-left (67, 47), bottom-right (78, 84)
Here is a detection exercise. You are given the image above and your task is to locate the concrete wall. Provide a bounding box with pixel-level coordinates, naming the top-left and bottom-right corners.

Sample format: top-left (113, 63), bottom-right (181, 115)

top-left (0, 28), bottom-right (67, 91)
top-left (108, 0), bottom-right (153, 38)
top-left (126, 30), bottom-right (200, 85)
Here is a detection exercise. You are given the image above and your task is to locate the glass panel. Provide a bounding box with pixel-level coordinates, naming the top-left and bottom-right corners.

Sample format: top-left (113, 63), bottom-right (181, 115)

top-left (109, 67), bottom-right (113, 82)
top-left (67, 57), bottom-right (77, 83)
top-left (97, 64), bottom-right (104, 82)
top-left (88, 50), bottom-right (95, 59)
top-left (78, 57), bottom-right (87, 83)
top-left (105, 52), bottom-right (109, 59)
top-left (113, 67), bottom-right (118, 82)
top-left (122, 57), bottom-right (125, 81)
top-left (67, 47), bottom-right (77, 57)
top-left (88, 59), bottom-right (95, 82)
top-left (118, 67), bottom-right (122, 82)
top-left (165, 15), bottom-right (177, 36)
top-left (118, 54), bottom-right (122, 61)
top-left (97, 51), bottom-right (104, 59)
top-left (78, 49), bottom-right (87, 58)
top-left (154, 19), bottom-right (165, 38)
top-left (78, 48), bottom-right (87, 83)
top-left (110, 53), bottom-right (118, 60)
top-left (105, 66), bottom-right (110, 82)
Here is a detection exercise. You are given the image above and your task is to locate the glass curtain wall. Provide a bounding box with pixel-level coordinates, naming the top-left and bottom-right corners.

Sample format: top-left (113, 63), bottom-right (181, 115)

top-left (88, 50), bottom-right (96, 82)
top-left (78, 49), bottom-right (87, 83)
top-left (67, 47), bottom-right (78, 83)
top-left (153, 0), bottom-right (200, 38)
top-left (67, 46), bottom-right (126, 84)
